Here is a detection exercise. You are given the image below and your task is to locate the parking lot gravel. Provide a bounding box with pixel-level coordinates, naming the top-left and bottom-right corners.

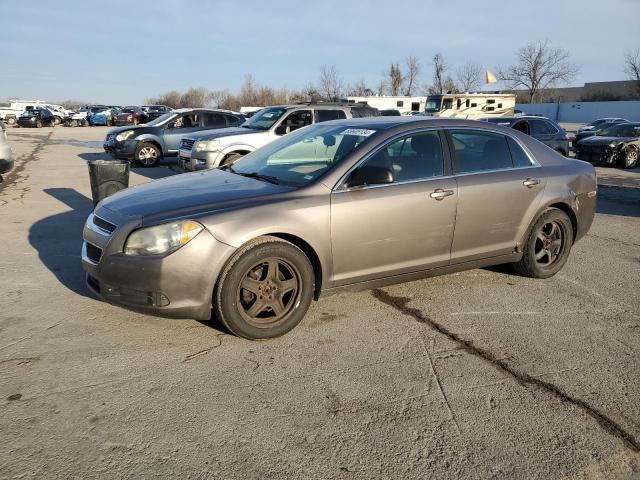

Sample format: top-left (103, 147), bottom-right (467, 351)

top-left (1, 126), bottom-right (639, 479)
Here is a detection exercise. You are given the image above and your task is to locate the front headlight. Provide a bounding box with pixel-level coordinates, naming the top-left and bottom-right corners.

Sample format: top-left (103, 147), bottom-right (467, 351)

top-left (124, 220), bottom-right (203, 256)
top-left (195, 139), bottom-right (220, 152)
top-left (608, 143), bottom-right (616, 149)
top-left (115, 130), bottom-right (135, 142)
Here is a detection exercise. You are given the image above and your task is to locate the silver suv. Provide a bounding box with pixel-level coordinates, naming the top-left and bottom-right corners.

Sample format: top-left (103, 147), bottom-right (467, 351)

top-left (179, 103), bottom-right (378, 171)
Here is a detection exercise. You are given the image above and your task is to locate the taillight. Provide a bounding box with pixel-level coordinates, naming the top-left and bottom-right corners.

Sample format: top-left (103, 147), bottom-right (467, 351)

top-left (587, 190), bottom-right (597, 198)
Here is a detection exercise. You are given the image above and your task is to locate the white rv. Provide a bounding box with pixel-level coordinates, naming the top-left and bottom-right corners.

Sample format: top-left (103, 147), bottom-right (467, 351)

top-left (425, 93), bottom-right (515, 119)
top-left (346, 96), bottom-right (426, 115)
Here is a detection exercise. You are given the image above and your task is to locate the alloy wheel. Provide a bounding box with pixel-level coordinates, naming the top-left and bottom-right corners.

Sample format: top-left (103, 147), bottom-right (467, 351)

top-left (534, 221), bottom-right (564, 266)
top-left (138, 147), bottom-right (158, 165)
top-left (236, 257), bottom-right (300, 327)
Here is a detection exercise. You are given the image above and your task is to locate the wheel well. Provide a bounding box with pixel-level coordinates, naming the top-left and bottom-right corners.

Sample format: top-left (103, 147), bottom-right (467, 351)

top-left (269, 233), bottom-right (323, 300)
top-left (549, 202), bottom-right (577, 238)
top-left (222, 150), bottom-right (250, 163)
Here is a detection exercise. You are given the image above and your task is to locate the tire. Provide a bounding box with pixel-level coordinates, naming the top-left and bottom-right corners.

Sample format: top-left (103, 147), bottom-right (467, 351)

top-left (53, 117), bottom-right (61, 126)
top-left (214, 236), bottom-right (315, 340)
top-left (618, 146), bottom-right (638, 169)
top-left (36, 120), bottom-right (42, 128)
top-left (81, 119), bottom-right (88, 127)
top-left (512, 208), bottom-right (574, 279)
top-left (5, 116), bottom-right (16, 126)
top-left (135, 142), bottom-right (161, 167)
top-left (220, 152), bottom-right (244, 167)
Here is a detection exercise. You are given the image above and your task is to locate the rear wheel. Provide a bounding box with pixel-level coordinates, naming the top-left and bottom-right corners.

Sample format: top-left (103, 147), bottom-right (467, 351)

top-left (618, 146), bottom-right (638, 169)
top-left (513, 208), bottom-right (573, 278)
top-left (35, 120), bottom-right (42, 128)
top-left (135, 142), bottom-right (161, 167)
top-left (5, 116), bottom-right (16, 126)
top-left (214, 236), bottom-right (315, 340)
top-left (53, 117), bottom-right (61, 126)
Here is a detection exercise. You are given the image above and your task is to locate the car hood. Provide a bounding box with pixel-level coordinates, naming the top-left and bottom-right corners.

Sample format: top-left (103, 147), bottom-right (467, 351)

top-left (105, 125), bottom-right (150, 136)
top-left (190, 126), bottom-right (265, 141)
top-left (579, 136), bottom-right (635, 145)
top-left (100, 168), bottom-right (292, 222)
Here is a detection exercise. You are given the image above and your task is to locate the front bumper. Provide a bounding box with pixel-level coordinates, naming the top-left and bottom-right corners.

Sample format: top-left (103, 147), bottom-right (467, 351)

top-left (104, 139), bottom-right (137, 159)
top-left (180, 149), bottom-right (221, 171)
top-left (576, 148), bottom-right (617, 165)
top-left (81, 210), bottom-right (236, 320)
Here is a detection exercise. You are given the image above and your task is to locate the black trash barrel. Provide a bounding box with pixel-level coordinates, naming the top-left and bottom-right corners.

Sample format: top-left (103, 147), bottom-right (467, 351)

top-left (87, 160), bottom-right (130, 207)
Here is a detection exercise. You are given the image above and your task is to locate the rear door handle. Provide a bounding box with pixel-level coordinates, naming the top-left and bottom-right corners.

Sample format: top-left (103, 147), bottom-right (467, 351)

top-left (430, 189), bottom-right (454, 200)
top-left (523, 178), bottom-right (540, 188)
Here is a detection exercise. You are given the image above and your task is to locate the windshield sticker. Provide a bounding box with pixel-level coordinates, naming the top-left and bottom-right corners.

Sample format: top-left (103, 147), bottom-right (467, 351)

top-left (263, 113), bottom-right (275, 118)
top-left (340, 128), bottom-right (376, 137)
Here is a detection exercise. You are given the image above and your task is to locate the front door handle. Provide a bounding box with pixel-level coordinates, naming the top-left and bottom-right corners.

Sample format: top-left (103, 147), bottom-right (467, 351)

top-left (430, 189), bottom-right (454, 200)
top-left (523, 178), bottom-right (540, 188)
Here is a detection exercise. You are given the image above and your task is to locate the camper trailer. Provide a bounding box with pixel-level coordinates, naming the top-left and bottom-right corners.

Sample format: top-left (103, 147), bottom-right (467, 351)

top-left (346, 96), bottom-right (426, 115)
top-left (425, 93), bottom-right (515, 119)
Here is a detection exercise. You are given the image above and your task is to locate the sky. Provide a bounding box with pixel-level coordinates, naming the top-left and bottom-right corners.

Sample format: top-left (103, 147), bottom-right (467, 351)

top-left (1, 0), bottom-right (638, 105)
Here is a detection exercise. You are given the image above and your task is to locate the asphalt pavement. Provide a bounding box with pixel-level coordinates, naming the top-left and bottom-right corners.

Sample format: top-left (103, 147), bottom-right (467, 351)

top-left (1, 126), bottom-right (639, 479)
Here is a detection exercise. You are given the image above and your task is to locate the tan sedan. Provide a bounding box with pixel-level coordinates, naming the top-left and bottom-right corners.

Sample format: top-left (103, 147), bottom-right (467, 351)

top-left (82, 117), bottom-right (597, 339)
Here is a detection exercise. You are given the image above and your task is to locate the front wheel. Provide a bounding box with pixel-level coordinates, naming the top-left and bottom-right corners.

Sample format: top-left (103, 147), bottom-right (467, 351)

top-left (618, 146), bottom-right (638, 169)
top-left (214, 236), bottom-right (315, 339)
top-left (135, 142), bottom-right (161, 167)
top-left (36, 120), bottom-right (42, 128)
top-left (5, 116), bottom-right (16, 126)
top-left (219, 152), bottom-right (244, 168)
top-left (513, 208), bottom-right (574, 278)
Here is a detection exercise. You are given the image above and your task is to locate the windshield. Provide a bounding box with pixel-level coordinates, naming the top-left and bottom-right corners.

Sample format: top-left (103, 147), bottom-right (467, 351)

top-left (425, 96), bottom-right (442, 112)
top-left (146, 112), bottom-right (177, 126)
top-left (228, 124), bottom-right (376, 187)
top-left (241, 107), bottom-right (287, 130)
top-left (588, 119), bottom-right (607, 128)
top-left (597, 124), bottom-right (640, 137)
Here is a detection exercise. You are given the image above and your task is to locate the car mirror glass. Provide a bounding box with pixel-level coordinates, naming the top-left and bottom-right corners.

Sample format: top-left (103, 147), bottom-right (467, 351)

top-left (346, 166), bottom-right (394, 189)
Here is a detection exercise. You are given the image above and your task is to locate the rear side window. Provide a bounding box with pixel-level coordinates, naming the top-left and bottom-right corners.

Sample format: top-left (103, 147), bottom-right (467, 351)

top-left (449, 130), bottom-right (513, 174)
top-left (506, 137), bottom-right (533, 168)
top-left (530, 119), bottom-right (554, 135)
top-left (315, 110), bottom-right (347, 123)
top-left (203, 113), bottom-right (226, 128)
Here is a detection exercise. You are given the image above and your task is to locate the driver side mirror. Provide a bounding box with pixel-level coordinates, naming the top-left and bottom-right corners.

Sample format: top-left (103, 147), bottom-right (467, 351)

top-left (345, 165), bottom-right (394, 189)
top-left (275, 124), bottom-right (287, 135)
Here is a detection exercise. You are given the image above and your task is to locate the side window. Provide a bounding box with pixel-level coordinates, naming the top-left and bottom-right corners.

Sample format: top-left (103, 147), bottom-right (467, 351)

top-left (397, 100), bottom-right (404, 107)
top-left (226, 115), bottom-right (243, 126)
top-left (356, 131), bottom-right (444, 183)
top-left (543, 120), bottom-right (558, 133)
top-left (506, 137), bottom-right (533, 168)
top-left (203, 113), bottom-right (226, 128)
top-left (278, 110), bottom-right (312, 134)
top-left (170, 114), bottom-right (197, 129)
top-left (315, 109), bottom-right (347, 123)
top-left (530, 119), bottom-right (552, 135)
top-left (450, 130), bottom-right (513, 174)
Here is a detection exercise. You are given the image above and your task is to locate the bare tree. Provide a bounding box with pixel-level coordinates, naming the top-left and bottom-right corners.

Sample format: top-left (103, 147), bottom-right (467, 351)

top-left (431, 53), bottom-right (447, 94)
top-left (179, 87), bottom-right (213, 108)
top-left (376, 79), bottom-right (387, 96)
top-left (318, 65), bottom-right (343, 101)
top-left (387, 63), bottom-right (404, 96)
top-left (346, 78), bottom-right (372, 97)
top-left (623, 48), bottom-right (640, 95)
top-left (497, 39), bottom-right (579, 103)
top-left (455, 62), bottom-right (483, 92)
top-left (403, 56), bottom-right (421, 95)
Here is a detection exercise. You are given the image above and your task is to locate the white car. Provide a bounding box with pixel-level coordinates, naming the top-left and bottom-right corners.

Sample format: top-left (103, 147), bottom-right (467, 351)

top-left (179, 103), bottom-right (379, 171)
top-left (0, 121), bottom-right (14, 177)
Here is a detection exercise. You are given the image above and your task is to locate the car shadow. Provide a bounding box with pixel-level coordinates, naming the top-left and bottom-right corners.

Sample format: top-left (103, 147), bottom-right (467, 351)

top-left (597, 185), bottom-right (640, 218)
top-left (29, 188), bottom-right (93, 297)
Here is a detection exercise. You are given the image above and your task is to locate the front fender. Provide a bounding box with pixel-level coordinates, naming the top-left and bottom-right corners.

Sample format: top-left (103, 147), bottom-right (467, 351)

top-left (219, 143), bottom-right (257, 157)
top-left (132, 134), bottom-right (165, 154)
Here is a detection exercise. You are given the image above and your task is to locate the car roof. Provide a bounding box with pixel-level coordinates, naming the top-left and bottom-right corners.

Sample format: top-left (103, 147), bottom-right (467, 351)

top-left (316, 116), bottom-right (523, 131)
top-left (169, 107), bottom-right (242, 115)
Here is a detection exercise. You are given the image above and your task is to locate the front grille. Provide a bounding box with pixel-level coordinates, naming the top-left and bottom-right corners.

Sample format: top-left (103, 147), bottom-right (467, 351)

top-left (93, 215), bottom-right (116, 233)
top-left (86, 243), bottom-right (103, 263)
top-left (579, 145), bottom-right (605, 154)
top-left (180, 138), bottom-right (195, 151)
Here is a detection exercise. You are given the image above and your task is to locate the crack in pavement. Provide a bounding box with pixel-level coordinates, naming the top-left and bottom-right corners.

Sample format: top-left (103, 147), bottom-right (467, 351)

top-left (371, 288), bottom-right (640, 453)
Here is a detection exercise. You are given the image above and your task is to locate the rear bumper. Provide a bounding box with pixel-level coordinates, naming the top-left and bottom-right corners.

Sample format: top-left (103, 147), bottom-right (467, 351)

top-left (81, 212), bottom-right (236, 320)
